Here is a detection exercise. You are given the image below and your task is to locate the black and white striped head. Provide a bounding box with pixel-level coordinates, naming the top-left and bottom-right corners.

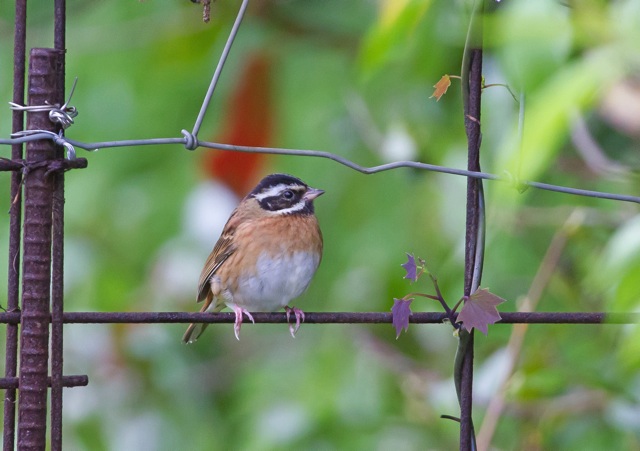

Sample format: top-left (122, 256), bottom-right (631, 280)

top-left (249, 174), bottom-right (324, 215)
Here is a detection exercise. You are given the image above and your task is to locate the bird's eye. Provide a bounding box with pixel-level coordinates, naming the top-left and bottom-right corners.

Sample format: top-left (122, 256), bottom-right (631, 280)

top-left (282, 190), bottom-right (294, 199)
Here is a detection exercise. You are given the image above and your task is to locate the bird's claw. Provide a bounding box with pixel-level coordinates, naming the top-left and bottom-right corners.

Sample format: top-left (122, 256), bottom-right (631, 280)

top-left (233, 306), bottom-right (255, 340)
top-left (285, 306), bottom-right (305, 337)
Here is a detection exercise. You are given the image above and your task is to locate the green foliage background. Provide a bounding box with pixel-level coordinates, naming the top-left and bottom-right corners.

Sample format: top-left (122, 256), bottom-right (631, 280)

top-left (1, 0), bottom-right (639, 449)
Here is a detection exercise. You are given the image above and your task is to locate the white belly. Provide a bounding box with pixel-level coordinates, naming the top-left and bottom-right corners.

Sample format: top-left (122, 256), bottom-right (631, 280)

top-left (230, 251), bottom-right (320, 311)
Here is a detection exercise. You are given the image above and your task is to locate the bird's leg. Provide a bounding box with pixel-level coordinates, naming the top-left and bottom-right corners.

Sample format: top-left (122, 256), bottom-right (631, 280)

top-left (232, 305), bottom-right (255, 340)
top-left (285, 306), bottom-right (305, 337)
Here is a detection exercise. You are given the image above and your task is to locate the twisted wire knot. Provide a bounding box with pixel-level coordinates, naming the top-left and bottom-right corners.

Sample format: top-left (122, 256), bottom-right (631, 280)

top-left (181, 130), bottom-right (198, 151)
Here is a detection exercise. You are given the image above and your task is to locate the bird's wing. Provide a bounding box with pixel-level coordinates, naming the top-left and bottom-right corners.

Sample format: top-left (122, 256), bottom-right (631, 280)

top-left (196, 234), bottom-right (235, 303)
top-left (185, 235), bottom-right (234, 344)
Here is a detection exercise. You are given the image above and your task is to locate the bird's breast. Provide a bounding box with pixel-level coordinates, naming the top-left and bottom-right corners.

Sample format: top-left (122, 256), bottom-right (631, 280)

top-left (232, 250), bottom-right (321, 311)
top-left (212, 213), bottom-right (323, 311)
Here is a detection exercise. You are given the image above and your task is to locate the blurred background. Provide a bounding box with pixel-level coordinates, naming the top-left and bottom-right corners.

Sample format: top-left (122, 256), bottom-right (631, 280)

top-left (1, 0), bottom-right (639, 449)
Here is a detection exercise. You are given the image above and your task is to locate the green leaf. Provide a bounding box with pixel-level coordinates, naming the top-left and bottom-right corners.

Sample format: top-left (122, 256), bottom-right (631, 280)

top-left (359, 0), bottom-right (433, 74)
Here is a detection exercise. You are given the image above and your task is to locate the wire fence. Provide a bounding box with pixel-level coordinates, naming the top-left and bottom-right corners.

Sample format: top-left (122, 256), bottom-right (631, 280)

top-left (1, 1), bottom-right (638, 450)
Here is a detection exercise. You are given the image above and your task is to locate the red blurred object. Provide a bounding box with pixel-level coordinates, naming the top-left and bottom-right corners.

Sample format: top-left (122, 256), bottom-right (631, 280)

top-left (202, 53), bottom-right (273, 196)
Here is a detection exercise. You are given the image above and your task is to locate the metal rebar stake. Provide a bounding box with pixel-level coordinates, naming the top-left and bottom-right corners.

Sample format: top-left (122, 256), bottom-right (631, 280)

top-left (3, 1), bottom-right (27, 449)
top-left (17, 48), bottom-right (64, 451)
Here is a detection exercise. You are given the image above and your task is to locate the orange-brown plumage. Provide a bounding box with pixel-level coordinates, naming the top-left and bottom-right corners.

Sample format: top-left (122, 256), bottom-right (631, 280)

top-left (183, 174), bottom-right (324, 343)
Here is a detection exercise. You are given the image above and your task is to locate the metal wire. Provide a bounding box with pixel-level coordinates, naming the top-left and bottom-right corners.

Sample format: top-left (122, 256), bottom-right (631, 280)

top-left (8, 78), bottom-right (78, 130)
top-left (0, 133), bottom-right (638, 204)
top-left (190, 0), bottom-right (249, 140)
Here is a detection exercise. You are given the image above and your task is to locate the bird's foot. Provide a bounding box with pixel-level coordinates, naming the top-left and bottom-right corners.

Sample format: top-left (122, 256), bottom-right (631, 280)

top-left (285, 306), bottom-right (305, 338)
top-left (232, 306), bottom-right (255, 340)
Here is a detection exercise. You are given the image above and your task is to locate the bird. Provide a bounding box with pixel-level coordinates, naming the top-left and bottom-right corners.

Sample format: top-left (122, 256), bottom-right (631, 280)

top-left (183, 173), bottom-right (324, 343)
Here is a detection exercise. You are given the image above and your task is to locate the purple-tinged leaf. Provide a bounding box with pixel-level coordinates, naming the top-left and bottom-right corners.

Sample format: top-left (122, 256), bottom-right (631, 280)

top-left (401, 253), bottom-right (418, 282)
top-left (456, 288), bottom-right (506, 335)
top-left (391, 298), bottom-right (413, 339)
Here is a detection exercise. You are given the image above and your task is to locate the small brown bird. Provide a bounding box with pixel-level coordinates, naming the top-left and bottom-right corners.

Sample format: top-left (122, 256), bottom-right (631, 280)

top-left (183, 173), bottom-right (324, 343)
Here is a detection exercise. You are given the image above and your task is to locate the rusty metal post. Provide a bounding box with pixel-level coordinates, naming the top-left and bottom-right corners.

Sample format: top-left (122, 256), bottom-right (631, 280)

top-left (17, 48), bottom-right (64, 451)
top-left (3, 1), bottom-right (28, 449)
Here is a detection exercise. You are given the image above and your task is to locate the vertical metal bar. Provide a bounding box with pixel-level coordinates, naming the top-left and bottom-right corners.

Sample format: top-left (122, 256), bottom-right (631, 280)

top-left (50, 3), bottom-right (67, 449)
top-left (4, 1), bottom-right (28, 450)
top-left (54, 0), bottom-right (66, 52)
top-left (463, 49), bottom-right (484, 294)
top-left (460, 47), bottom-right (483, 451)
top-left (458, 331), bottom-right (475, 451)
top-left (50, 160), bottom-right (65, 451)
top-left (17, 48), bottom-right (64, 451)
top-left (460, 6), bottom-right (484, 450)
top-left (49, 146), bottom-right (65, 446)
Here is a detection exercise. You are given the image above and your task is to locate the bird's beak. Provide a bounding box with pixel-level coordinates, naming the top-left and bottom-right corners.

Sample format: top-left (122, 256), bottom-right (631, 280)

top-left (304, 187), bottom-right (325, 201)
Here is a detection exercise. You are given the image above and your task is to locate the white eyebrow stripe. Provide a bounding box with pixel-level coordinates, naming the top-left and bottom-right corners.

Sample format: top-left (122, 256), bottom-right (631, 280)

top-left (253, 183), bottom-right (302, 201)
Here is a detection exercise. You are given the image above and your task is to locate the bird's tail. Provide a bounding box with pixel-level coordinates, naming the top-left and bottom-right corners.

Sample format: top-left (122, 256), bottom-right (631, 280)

top-left (182, 293), bottom-right (222, 343)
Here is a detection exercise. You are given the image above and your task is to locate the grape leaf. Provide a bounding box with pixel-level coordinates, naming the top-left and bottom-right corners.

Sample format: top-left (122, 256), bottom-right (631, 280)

top-left (391, 298), bottom-right (413, 339)
top-left (401, 253), bottom-right (418, 282)
top-left (456, 288), bottom-right (506, 335)
top-left (430, 74), bottom-right (451, 101)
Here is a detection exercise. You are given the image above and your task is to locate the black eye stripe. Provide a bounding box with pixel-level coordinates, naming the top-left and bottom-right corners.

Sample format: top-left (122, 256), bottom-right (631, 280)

top-left (256, 187), bottom-right (313, 214)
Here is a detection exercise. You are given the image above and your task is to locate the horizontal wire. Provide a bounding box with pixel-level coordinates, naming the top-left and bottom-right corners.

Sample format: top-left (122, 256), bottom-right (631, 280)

top-left (0, 132), bottom-right (638, 204)
top-left (0, 311), bottom-right (638, 324)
